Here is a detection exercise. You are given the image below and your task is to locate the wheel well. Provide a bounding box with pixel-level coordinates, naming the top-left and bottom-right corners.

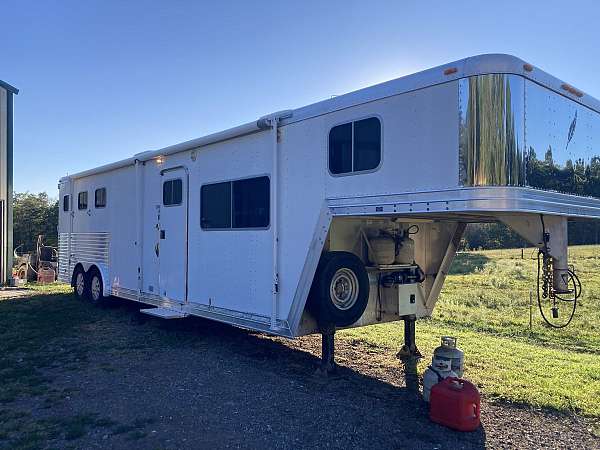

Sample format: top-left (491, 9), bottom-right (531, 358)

top-left (71, 263), bottom-right (85, 287)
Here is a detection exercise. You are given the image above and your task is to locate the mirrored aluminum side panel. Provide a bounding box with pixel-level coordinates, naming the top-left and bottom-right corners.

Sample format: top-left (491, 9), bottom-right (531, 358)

top-left (524, 80), bottom-right (600, 198)
top-left (459, 74), bottom-right (526, 187)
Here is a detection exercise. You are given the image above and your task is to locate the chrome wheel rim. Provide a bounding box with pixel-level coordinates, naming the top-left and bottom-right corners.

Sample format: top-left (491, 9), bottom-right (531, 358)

top-left (330, 268), bottom-right (359, 311)
top-left (76, 273), bottom-right (85, 296)
top-left (91, 276), bottom-right (101, 301)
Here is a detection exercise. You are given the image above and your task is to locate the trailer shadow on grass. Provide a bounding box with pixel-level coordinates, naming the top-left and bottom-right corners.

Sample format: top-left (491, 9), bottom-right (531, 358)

top-left (0, 290), bottom-right (489, 449)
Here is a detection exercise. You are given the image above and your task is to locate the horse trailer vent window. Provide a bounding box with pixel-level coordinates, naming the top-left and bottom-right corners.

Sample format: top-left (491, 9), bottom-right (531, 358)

top-left (163, 179), bottom-right (183, 206)
top-left (201, 176), bottom-right (270, 229)
top-left (63, 195), bottom-right (70, 212)
top-left (78, 191), bottom-right (88, 210)
top-left (95, 188), bottom-right (107, 208)
top-left (329, 117), bottom-right (381, 175)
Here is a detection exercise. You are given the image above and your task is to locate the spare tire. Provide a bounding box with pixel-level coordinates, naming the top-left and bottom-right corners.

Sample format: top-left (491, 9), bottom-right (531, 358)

top-left (308, 251), bottom-right (370, 327)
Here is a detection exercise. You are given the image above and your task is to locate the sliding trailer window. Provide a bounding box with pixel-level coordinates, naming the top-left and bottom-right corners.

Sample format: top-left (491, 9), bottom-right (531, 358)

top-left (201, 176), bottom-right (270, 229)
top-left (95, 188), bottom-right (107, 208)
top-left (163, 179), bottom-right (183, 206)
top-left (63, 195), bottom-right (70, 212)
top-left (78, 191), bottom-right (88, 210)
top-left (329, 116), bottom-right (381, 175)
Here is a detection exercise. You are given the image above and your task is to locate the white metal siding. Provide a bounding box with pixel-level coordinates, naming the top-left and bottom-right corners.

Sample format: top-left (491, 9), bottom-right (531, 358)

top-left (187, 131), bottom-right (273, 316)
top-left (57, 233), bottom-right (70, 283)
top-left (57, 232), bottom-right (109, 282)
top-left (57, 79), bottom-right (461, 333)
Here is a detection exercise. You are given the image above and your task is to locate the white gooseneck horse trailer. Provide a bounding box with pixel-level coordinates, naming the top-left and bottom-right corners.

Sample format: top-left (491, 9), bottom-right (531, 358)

top-left (58, 54), bottom-right (600, 360)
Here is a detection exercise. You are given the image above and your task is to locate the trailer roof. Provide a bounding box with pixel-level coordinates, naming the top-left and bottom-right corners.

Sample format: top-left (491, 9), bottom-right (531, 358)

top-left (0, 80), bottom-right (18, 95)
top-left (283, 53), bottom-right (600, 124)
top-left (62, 53), bottom-right (600, 182)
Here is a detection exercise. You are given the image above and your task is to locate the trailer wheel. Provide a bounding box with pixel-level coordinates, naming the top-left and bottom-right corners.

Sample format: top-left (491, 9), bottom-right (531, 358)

top-left (88, 268), bottom-right (104, 305)
top-left (73, 266), bottom-right (87, 299)
top-left (308, 251), bottom-right (370, 327)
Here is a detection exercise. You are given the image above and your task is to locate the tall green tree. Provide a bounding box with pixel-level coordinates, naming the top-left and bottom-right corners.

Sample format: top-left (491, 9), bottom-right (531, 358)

top-left (13, 192), bottom-right (58, 253)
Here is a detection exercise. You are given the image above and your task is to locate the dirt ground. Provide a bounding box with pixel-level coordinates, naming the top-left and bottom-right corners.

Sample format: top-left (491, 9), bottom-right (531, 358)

top-left (1, 294), bottom-right (598, 450)
top-left (0, 287), bottom-right (38, 300)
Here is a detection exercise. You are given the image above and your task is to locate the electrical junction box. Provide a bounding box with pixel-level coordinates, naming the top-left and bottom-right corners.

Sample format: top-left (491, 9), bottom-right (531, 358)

top-left (397, 283), bottom-right (419, 316)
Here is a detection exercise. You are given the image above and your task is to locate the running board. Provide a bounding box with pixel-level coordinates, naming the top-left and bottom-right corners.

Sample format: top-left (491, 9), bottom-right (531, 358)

top-left (140, 307), bottom-right (188, 319)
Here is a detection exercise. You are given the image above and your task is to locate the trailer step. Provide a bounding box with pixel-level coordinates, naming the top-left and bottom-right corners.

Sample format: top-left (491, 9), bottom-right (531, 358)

top-left (140, 307), bottom-right (188, 319)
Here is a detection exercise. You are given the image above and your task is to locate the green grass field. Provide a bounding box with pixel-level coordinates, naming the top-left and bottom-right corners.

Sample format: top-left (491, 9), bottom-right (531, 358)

top-left (340, 245), bottom-right (600, 430)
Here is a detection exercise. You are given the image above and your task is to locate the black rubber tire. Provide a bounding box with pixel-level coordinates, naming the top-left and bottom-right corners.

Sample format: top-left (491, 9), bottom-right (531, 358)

top-left (88, 268), bottom-right (104, 305)
top-left (73, 266), bottom-right (88, 300)
top-left (308, 251), bottom-right (370, 327)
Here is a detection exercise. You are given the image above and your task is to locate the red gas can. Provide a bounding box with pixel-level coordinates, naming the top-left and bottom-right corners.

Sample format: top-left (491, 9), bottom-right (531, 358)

top-left (429, 377), bottom-right (480, 431)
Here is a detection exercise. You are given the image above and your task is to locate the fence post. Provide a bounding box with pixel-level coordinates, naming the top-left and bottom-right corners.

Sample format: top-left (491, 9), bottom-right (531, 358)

top-left (529, 289), bottom-right (533, 332)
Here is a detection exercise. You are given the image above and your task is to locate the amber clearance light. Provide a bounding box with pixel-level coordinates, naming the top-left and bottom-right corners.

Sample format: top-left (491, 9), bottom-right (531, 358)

top-left (561, 83), bottom-right (584, 98)
top-left (443, 67), bottom-right (458, 76)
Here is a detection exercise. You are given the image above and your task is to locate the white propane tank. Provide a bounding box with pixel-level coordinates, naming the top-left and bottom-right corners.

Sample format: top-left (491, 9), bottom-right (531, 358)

top-left (422, 357), bottom-right (458, 402)
top-left (433, 336), bottom-right (465, 377)
top-left (395, 236), bottom-right (415, 264)
top-left (369, 236), bottom-right (396, 265)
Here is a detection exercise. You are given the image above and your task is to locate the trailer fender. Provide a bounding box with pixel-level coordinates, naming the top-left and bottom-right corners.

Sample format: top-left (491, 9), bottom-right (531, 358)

top-left (287, 204), bottom-right (332, 335)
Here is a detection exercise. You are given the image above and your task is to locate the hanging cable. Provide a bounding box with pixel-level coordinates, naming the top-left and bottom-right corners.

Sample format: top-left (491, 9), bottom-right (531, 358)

top-left (536, 215), bottom-right (581, 328)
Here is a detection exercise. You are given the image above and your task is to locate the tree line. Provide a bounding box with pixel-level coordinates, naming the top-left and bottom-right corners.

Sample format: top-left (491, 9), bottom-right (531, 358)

top-left (461, 147), bottom-right (600, 249)
top-left (460, 221), bottom-right (600, 250)
top-left (11, 189), bottom-right (600, 255)
top-left (13, 192), bottom-right (58, 254)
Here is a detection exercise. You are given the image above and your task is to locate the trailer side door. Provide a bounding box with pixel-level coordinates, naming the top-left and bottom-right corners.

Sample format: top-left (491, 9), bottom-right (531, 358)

top-left (158, 167), bottom-right (188, 302)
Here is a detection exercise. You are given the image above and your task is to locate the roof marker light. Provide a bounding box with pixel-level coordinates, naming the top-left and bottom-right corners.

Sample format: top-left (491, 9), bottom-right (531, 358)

top-left (443, 67), bottom-right (458, 75)
top-left (561, 83), bottom-right (584, 98)
top-left (523, 63), bottom-right (534, 72)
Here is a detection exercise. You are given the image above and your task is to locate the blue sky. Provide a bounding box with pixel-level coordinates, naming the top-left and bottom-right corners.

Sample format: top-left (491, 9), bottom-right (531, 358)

top-left (2, 0), bottom-right (598, 195)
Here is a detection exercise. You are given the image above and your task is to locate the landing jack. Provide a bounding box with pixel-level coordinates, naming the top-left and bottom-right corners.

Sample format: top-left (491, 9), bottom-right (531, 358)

top-left (397, 315), bottom-right (422, 359)
top-left (318, 324), bottom-right (337, 375)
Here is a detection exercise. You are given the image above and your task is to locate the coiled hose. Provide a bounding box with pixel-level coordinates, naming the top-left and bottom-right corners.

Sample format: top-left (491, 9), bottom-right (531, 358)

top-left (536, 215), bottom-right (582, 328)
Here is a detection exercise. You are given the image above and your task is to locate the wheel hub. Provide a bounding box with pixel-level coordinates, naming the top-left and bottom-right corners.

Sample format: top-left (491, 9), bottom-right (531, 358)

top-left (330, 268), bottom-right (359, 311)
top-left (91, 276), bottom-right (101, 301)
top-left (76, 273), bottom-right (85, 296)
